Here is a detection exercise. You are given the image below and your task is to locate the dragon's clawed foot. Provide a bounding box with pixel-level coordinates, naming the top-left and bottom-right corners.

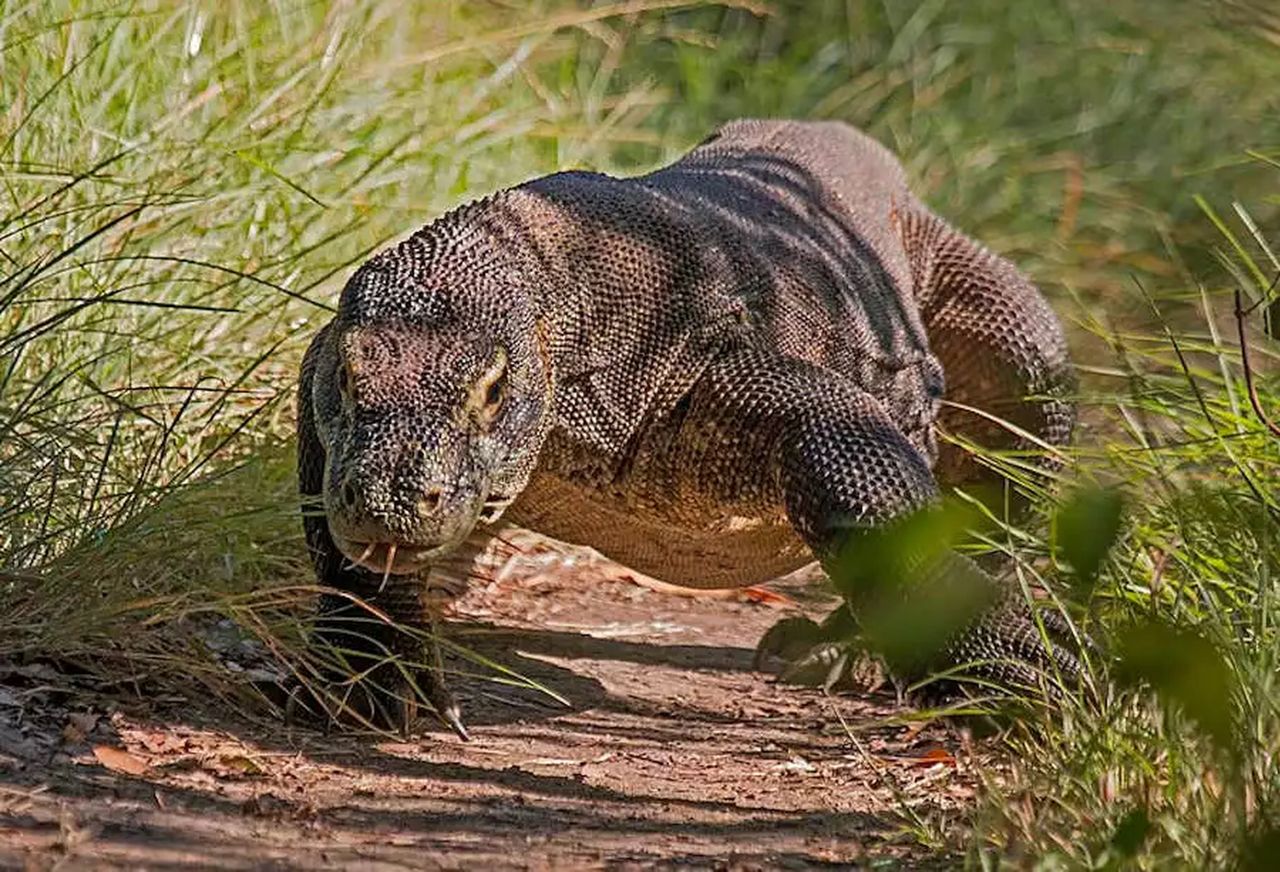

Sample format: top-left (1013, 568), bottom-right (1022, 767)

top-left (754, 597), bottom-right (1097, 705)
top-left (285, 629), bottom-right (468, 740)
top-left (936, 600), bottom-right (1097, 698)
top-left (753, 607), bottom-right (886, 691)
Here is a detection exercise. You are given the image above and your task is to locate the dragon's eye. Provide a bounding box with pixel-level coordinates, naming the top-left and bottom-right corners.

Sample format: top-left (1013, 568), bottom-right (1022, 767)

top-left (472, 348), bottom-right (508, 426)
top-left (484, 371), bottom-right (506, 410)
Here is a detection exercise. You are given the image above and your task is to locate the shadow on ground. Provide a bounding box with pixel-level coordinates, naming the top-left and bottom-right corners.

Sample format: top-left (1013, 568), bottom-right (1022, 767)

top-left (1, 551), bottom-right (977, 869)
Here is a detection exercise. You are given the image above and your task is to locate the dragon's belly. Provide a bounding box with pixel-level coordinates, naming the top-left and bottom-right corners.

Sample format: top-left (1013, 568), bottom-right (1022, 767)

top-left (505, 470), bottom-right (812, 589)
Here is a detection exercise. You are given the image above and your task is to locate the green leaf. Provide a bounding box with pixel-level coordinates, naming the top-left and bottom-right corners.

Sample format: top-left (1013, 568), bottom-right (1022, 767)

top-left (1116, 620), bottom-right (1239, 758)
top-left (1110, 807), bottom-right (1151, 857)
top-left (1056, 486), bottom-right (1124, 591)
top-left (1238, 824), bottom-right (1280, 872)
top-left (827, 500), bottom-right (994, 673)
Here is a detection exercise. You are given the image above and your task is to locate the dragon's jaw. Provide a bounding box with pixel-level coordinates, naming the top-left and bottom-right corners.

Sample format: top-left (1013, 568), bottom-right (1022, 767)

top-left (331, 532), bottom-right (459, 576)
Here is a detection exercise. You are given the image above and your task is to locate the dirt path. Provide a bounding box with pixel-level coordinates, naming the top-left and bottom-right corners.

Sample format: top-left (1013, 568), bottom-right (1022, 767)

top-left (1, 552), bottom-right (984, 869)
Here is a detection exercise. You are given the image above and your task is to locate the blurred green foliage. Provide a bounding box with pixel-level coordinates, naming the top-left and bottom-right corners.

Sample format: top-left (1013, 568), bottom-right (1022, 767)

top-left (828, 501), bottom-right (994, 678)
top-left (1055, 485), bottom-right (1124, 593)
top-left (615, 0), bottom-right (1280, 297)
top-left (1116, 619), bottom-right (1239, 757)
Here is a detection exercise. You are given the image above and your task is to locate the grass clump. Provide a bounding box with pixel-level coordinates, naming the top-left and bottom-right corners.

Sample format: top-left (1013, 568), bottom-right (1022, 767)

top-left (964, 203), bottom-right (1280, 868)
top-left (0, 0), bottom-right (719, 701)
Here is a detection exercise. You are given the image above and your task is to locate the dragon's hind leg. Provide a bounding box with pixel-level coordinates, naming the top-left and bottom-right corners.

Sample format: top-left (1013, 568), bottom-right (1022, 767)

top-left (901, 208), bottom-right (1076, 500)
top-left (671, 348), bottom-right (1084, 697)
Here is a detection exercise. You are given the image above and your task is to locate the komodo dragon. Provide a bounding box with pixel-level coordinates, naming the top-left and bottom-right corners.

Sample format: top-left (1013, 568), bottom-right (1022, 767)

top-left (295, 119), bottom-right (1083, 737)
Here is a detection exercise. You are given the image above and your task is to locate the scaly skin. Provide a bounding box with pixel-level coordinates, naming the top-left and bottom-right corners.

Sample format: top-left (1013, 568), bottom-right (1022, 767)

top-left (296, 119), bottom-right (1082, 733)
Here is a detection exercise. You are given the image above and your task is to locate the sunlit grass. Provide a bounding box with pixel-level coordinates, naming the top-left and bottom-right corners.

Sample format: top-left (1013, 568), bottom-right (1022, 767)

top-left (962, 201), bottom-right (1280, 867)
top-left (0, 0), bottom-right (724, 714)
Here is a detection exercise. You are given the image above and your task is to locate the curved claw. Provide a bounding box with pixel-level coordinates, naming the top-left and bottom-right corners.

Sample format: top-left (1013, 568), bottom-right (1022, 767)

top-left (420, 616), bottom-right (470, 741)
top-left (413, 645), bottom-right (471, 742)
top-left (438, 701), bottom-right (470, 742)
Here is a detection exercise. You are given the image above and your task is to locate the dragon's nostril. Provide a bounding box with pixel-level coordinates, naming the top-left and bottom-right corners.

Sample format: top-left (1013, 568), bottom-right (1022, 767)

top-left (341, 481), bottom-right (360, 512)
top-left (417, 486), bottom-right (443, 518)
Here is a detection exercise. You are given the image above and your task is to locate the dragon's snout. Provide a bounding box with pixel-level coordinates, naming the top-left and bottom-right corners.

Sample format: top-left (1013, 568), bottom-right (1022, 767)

top-left (326, 465), bottom-right (484, 575)
top-left (335, 475), bottom-right (447, 522)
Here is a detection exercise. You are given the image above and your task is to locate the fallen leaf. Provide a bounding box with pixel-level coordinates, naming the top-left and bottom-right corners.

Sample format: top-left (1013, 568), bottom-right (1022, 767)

top-left (739, 586), bottom-right (798, 607)
top-left (92, 744), bottom-right (149, 776)
top-left (217, 754), bottom-right (265, 775)
top-left (915, 746), bottom-right (957, 766)
top-left (877, 745), bottom-right (957, 767)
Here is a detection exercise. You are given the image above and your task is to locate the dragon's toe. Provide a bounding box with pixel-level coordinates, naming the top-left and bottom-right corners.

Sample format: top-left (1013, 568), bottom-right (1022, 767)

top-left (284, 659), bottom-right (419, 735)
top-left (754, 607), bottom-right (884, 691)
top-left (287, 628), bottom-right (468, 739)
top-left (927, 600), bottom-right (1097, 701)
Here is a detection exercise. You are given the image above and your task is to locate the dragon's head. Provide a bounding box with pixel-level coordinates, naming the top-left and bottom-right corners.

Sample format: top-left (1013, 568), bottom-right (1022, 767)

top-left (312, 214), bottom-right (553, 575)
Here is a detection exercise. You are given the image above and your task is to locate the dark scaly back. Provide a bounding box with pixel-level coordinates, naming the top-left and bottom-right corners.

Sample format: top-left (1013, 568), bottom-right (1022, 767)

top-left (509, 120), bottom-right (947, 466)
top-left (501, 119), bottom-right (1073, 507)
top-left (656, 119), bottom-right (1074, 490)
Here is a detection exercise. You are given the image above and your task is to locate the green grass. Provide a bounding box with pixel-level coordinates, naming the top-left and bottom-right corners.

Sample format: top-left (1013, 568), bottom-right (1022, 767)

top-left (965, 229), bottom-right (1280, 866)
top-left (2, 0), bottom-right (1278, 866)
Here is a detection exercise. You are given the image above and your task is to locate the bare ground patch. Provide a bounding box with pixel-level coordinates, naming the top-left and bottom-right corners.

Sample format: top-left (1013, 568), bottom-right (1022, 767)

top-left (1, 552), bottom-right (989, 869)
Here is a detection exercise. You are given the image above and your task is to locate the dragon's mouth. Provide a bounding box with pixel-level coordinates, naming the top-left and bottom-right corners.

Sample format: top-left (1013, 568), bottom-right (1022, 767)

top-left (338, 538), bottom-right (440, 575)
